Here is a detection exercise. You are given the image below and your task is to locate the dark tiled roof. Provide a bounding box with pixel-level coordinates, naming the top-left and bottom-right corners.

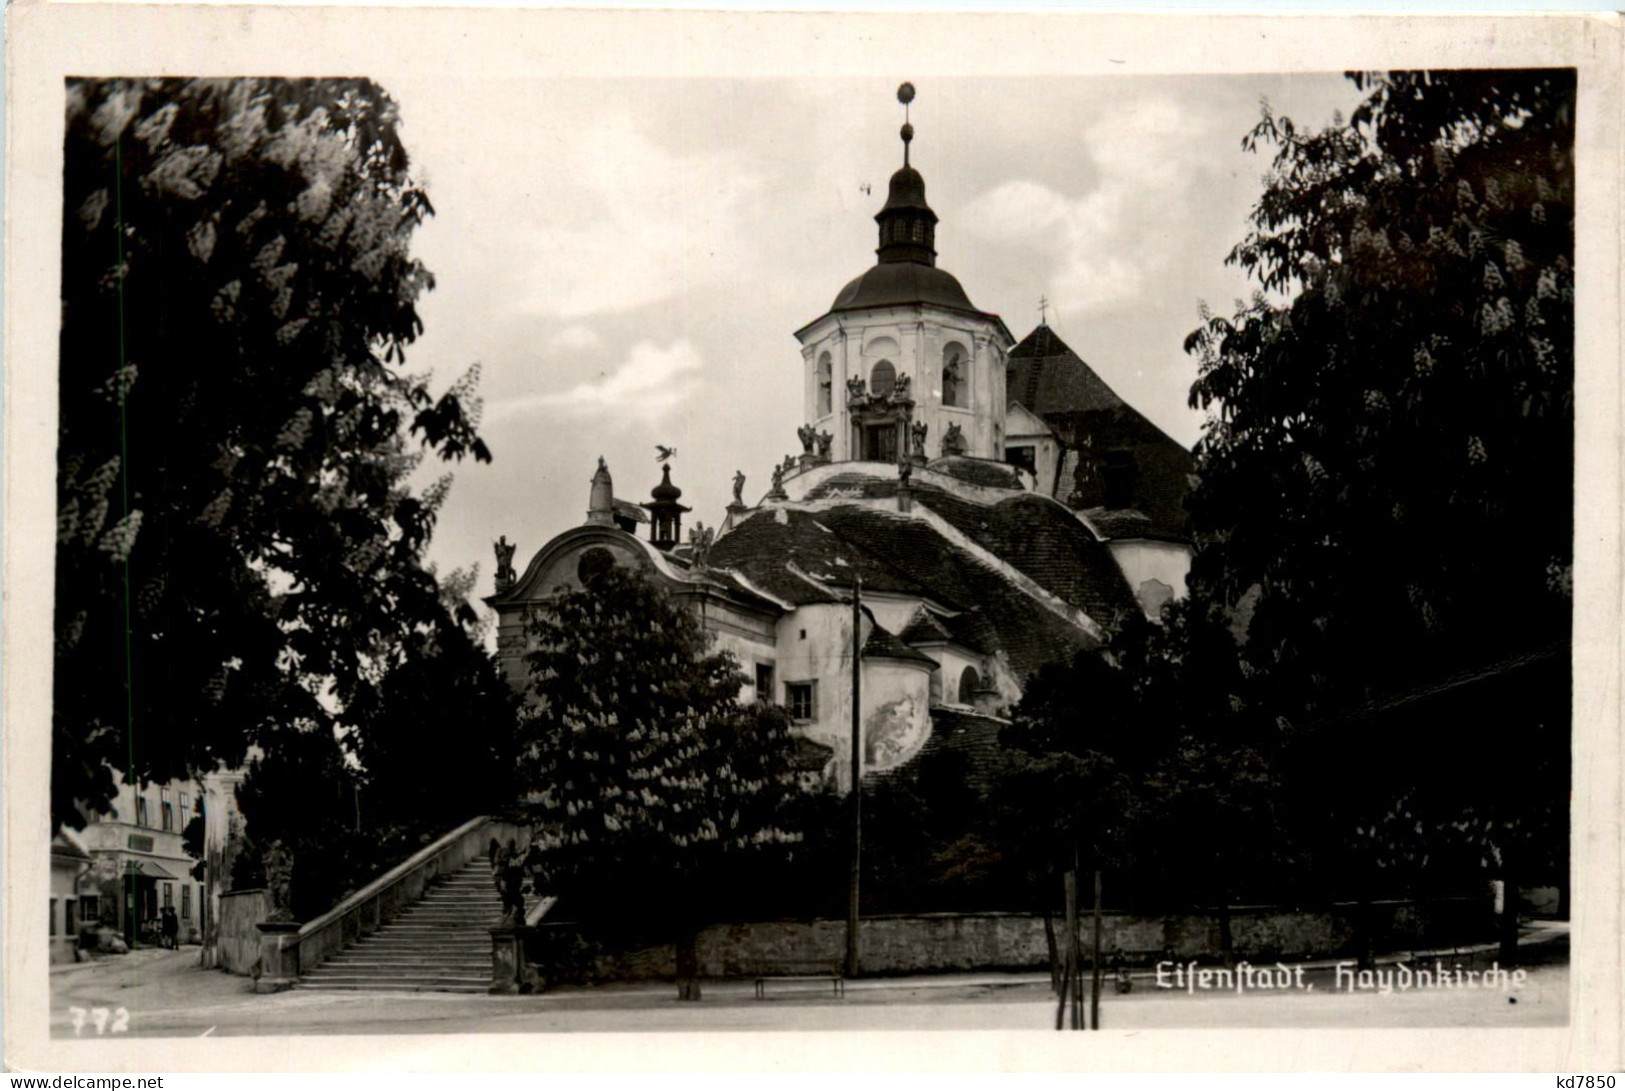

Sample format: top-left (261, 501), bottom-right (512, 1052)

top-left (930, 456), bottom-right (1025, 490)
top-left (827, 261), bottom-right (985, 318)
top-left (51, 831), bottom-right (91, 860)
top-left (710, 507), bottom-right (940, 604)
top-left (1006, 324), bottom-right (1126, 416)
top-left (909, 488), bottom-right (1139, 625)
top-left (863, 620), bottom-right (938, 665)
top-left (1005, 324), bottom-right (1194, 543)
top-left (807, 505), bottom-right (1099, 679)
top-left (798, 471), bottom-right (1139, 629)
top-left (679, 567), bottom-right (787, 613)
top-left (868, 707), bottom-right (1011, 796)
top-left (898, 608), bottom-right (952, 645)
top-left (612, 498), bottom-right (650, 524)
top-left (790, 735), bottom-right (835, 773)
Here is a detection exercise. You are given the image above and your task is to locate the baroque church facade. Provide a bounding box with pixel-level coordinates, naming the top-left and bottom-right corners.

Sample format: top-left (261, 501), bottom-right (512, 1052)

top-left (488, 90), bottom-right (1194, 791)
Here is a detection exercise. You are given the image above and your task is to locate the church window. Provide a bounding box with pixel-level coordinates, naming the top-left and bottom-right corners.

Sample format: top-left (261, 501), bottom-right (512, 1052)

top-left (1102, 451), bottom-right (1138, 510)
top-left (1005, 445), bottom-right (1036, 474)
top-left (942, 343), bottom-right (967, 408)
top-left (786, 681), bottom-right (818, 722)
top-left (755, 663), bottom-right (775, 703)
top-left (911, 220), bottom-right (925, 243)
top-left (869, 359), bottom-right (896, 399)
top-left (816, 352), bottom-right (833, 417)
top-left (958, 666), bottom-right (981, 704)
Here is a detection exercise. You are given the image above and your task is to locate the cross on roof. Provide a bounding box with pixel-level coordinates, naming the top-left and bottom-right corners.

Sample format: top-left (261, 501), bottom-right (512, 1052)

top-left (1038, 295), bottom-right (1050, 325)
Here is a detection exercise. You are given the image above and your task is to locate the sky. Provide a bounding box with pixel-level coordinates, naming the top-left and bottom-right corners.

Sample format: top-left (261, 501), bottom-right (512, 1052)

top-left (385, 74), bottom-right (1367, 592)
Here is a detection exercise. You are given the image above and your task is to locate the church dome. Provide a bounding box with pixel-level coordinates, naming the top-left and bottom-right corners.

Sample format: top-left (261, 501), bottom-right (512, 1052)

top-left (829, 261), bottom-right (980, 315)
top-left (882, 164), bottom-right (931, 214)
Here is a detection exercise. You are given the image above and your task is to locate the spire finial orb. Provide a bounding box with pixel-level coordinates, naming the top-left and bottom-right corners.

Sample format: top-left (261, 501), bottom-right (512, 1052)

top-left (897, 82), bottom-right (916, 166)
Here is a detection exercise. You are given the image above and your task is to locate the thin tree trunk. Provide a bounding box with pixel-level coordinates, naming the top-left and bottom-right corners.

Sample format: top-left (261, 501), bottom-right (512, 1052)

top-left (1043, 911), bottom-right (1061, 996)
top-left (1063, 868), bottom-right (1080, 1030)
top-left (676, 925), bottom-right (702, 1002)
top-left (1355, 892), bottom-right (1374, 971)
top-left (1090, 869), bottom-right (1104, 1031)
top-left (1217, 900), bottom-right (1235, 969)
top-left (1054, 957), bottom-right (1071, 1030)
top-left (1499, 858), bottom-right (1521, 968)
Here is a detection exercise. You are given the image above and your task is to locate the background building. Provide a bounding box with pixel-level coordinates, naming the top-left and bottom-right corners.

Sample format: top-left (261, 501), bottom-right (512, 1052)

top-left (76, 776), bottom-right (206, 946)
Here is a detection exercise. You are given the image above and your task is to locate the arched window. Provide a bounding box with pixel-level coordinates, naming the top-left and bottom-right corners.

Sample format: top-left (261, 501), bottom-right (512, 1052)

top-left (816, 352), bottom-right (833, 417)
top-left (958, 665), bottom-right (981, 704)
top-left (870, 359), bottom-right (896, 399)
top-left (911, 220), bottom-right (925, 243)
top-left (942, 342), bottom-right (967, 408)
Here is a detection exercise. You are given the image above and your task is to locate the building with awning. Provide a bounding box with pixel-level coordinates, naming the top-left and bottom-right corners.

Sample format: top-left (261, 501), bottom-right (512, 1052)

top-left (76, 776), bottom-right (205, 946)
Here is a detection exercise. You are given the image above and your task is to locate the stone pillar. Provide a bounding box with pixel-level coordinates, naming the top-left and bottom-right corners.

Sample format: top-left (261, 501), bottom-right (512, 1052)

top-left (254, 921), bottom-right (302, 993)
top-left (490, 922), bottom-right (542, 994)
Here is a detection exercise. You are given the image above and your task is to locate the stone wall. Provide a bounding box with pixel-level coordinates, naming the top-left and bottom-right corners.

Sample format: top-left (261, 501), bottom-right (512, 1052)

top-left (532, 898), bottom-right (1495, 983)
top-left (218, 888), bottom-right (271, 976)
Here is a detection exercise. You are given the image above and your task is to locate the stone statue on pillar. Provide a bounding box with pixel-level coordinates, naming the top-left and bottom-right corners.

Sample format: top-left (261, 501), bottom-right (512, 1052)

top-left (493, 536), bottom-right (517, 592)
top-left (732, 469), bottom-right (746, 505)
top-left (910, 420), bottom-right (928, 461)
top-left (688, 522), bottom-right (715, 569)
top-left (263, 839), bottom-right (295, 923)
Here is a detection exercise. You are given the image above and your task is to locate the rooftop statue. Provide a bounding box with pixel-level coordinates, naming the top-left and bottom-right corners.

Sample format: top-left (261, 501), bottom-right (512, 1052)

top-left (493, 535), bottom-right (517, 590)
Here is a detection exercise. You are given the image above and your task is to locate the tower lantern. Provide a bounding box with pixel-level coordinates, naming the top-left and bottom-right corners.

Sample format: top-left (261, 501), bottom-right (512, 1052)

top-left (642, 464), bottom-right (691, 551)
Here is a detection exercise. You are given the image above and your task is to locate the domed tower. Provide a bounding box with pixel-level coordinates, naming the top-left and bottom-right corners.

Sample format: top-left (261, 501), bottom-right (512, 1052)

top-left (641, 464), bottom-right (690, 551)
top-left (794, 83), bottom-right (1014, 466)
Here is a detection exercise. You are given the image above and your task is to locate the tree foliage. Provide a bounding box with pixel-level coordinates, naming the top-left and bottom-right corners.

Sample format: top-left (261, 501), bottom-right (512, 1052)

top-left (55, 78), bottom-right (493, 830)
top-left (516, 563), bottom-right (809, 918)
top-left (1183, 70), bottom-right (1573, 892)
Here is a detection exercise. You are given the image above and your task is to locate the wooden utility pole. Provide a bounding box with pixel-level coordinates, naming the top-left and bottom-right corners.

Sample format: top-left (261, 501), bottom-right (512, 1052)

top-left (846, 576), bottom-right (863, 979)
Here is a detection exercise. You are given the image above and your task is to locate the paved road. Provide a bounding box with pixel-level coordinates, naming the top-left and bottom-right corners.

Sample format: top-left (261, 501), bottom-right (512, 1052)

top-left (48, 942), bottom-right (1567, 1039)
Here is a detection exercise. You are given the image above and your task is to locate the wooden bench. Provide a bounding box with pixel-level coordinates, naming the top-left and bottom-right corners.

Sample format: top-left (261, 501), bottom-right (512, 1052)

top-left (750, 961), bottom-right (845, 999)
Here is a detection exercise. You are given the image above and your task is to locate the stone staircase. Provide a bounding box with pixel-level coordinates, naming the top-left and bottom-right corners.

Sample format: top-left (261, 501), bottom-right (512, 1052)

top-left (296, 859), bottom-right (501, 993)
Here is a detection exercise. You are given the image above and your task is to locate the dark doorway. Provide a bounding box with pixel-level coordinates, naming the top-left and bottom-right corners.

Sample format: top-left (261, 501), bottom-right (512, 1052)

top-left (863, 423), bottom-right (898, 462)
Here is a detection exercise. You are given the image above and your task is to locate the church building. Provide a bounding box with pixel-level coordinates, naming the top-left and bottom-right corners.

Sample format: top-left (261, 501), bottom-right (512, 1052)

top-left (487, 86), bottom-right (1194, 791)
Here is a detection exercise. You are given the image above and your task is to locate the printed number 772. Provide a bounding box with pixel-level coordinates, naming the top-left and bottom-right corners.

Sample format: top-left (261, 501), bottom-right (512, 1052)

top-left (67, 1007), bottom-right (130, 1034)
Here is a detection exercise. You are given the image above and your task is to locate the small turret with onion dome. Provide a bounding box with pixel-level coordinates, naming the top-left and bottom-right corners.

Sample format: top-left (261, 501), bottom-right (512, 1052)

top-left (642, 462), bottom-right (691, 551)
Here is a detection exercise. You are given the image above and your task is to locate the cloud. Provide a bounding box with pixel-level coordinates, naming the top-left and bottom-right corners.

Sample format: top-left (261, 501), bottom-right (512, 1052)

top-left (517, 114), bottom-right (767, 320)
top-left (493, 338), bottom-right (704, 425)
top-left (960, 95), bottom-right (1212, 317)
top-left (546, 324), bottom-right (603, 354)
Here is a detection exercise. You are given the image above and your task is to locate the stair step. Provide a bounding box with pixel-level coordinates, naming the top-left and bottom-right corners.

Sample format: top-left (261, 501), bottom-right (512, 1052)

top-left (305, 969), bottom-right (484, 975)
top-left (292, 856), bottom-right (517, 994)
top-left (295, 988), bottom-right (490, 995)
